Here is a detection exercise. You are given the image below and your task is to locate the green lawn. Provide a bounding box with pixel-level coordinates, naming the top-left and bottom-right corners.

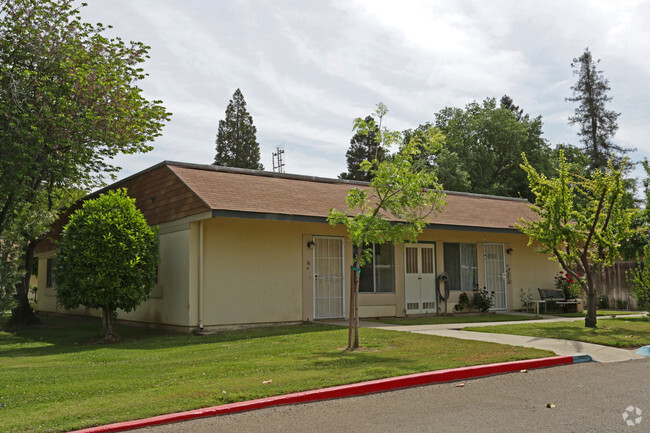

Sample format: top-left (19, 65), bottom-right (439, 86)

top-left (371, 313), bottom-right (538, 326)
top-left (1, 315), bottom-right (553, 433)
top-left (549, 310), bottom-right (645, 318)
top-left (465, 317), bottom-right (650, 348)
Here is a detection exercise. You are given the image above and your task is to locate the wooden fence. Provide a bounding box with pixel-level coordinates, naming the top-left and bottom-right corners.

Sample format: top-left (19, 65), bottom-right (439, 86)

top-left (589, 261), bottom-right (639, 310)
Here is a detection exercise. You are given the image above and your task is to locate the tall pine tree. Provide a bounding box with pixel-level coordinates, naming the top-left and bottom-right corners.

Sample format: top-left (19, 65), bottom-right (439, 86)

top-left (566, 48), bottom-right (623, 171)
top-left (214, 89), bottom-right (263, 170)
top-left (339, 115), bottom-right (387, 181)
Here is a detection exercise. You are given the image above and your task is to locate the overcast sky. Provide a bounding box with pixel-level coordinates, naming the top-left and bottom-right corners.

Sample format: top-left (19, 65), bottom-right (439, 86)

top-left (82, 0), bottom-right (650, 184)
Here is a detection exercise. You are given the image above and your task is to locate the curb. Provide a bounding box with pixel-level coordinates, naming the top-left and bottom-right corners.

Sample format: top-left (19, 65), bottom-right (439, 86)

top-left (71, 354), bottom-right (590, 433)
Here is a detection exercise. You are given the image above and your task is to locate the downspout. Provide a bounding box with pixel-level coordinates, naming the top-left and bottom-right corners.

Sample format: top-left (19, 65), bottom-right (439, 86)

top-left (198, 220), bottom-right (204, 330)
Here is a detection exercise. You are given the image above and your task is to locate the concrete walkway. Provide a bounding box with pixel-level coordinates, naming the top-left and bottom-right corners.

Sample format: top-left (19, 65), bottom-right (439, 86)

top-left (324, 313), bottom-right (646, 363)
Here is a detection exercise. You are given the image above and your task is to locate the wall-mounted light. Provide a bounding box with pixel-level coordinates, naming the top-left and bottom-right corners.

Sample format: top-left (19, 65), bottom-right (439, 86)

top-left (506, 248), bottom-right (514, 255)
top-left (307, 241), bottom-right (315, 249)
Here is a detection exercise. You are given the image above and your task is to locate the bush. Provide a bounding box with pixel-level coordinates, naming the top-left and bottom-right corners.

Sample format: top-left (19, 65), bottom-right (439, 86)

top-left (472, 288), bottom-right (494, 312)
top-left (454, 292), bottom-right (471, 312)
top-left (627, 245), bottom-right (650, 312)
top-left (454, 288), bottom-right (493, 312)
top-left (597, 293), bottom-right (610, 309)
top-left (554, 271), bottom-right (581, 299)
top-left (55, 189), bottom-right (159, 341)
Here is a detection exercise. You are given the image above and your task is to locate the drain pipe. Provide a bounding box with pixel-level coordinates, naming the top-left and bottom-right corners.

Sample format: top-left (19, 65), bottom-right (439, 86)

top-left (198, 220), bottom-right (204, 331)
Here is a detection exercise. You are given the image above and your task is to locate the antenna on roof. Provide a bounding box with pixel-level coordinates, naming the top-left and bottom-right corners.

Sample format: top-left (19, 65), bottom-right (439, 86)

top-left (272, 145), bottom-right (285, 173)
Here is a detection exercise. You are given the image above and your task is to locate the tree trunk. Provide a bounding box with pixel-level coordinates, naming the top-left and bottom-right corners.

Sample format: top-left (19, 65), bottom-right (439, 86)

top-left (583, 260), bottom-right (598, 328)
top-left (348, 241), bottom-right (364, 350)
top-left (6, 241), bottom-right (40, 329)
top-left (101, 309), bottom-right (118, 341)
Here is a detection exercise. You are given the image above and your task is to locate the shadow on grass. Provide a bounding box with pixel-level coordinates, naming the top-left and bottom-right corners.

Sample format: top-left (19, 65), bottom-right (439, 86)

top-left (0, 314), bottom-right (343, 358)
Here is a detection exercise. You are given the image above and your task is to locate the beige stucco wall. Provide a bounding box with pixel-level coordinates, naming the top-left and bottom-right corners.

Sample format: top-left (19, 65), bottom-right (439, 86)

top-left (36, 213), bottom-right (561, 330)
top-left (197, 217), bottom-right (350, 327)
top-left (412, 230), bottom-right (559, 312)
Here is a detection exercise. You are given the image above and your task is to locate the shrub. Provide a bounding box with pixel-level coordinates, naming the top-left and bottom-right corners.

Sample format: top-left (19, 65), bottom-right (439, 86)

top-left (597, 293), bottom-right (610, 309)
top-left (472, 287), bottom-right (494, 312)
top-left (55, 189), bottom-right (159, 341)
top-left (554, 271), bottom-right (581, 299)
top-left (454, 291), bottom-right (471, 312)
top-left (626, 245), bottom-right (650, 313)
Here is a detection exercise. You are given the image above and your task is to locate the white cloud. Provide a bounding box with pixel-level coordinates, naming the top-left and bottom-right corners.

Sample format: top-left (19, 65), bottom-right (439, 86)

top-left (79, 0), bottom-right (650, 184)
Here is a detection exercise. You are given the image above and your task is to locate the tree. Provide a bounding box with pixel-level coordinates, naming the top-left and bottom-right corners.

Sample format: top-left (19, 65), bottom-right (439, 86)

top-left (518, 151), bottom-right (634, 327)
top-left (328, 103), bottom-right (446, 349)
top-left (55, 189), bottom-right (159, 341)
top-left (500, 94), bottom-right (523, 121)
top-left (0, 0), bottom-right (170, 327)
top-left (339, 115), bottom-right (387, 181)
top-left (566, 48), bottom-right (625, 171)
top-left (214, 89), bottom-right (263, 170)
top-left (433, 98), bottom-right (553, 200)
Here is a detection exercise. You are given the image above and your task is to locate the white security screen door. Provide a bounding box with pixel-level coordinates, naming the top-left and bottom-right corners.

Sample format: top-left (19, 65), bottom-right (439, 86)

top-left (404, 244), bottom-right (436, 314)
top-left (313, 236), bottom-right (345, 319)
top-left (484, 243), bottom-right (507, 309)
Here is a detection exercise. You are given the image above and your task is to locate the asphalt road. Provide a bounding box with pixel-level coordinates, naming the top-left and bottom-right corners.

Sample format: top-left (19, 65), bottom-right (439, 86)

top-left (133, 358), bottom-right (649, 433)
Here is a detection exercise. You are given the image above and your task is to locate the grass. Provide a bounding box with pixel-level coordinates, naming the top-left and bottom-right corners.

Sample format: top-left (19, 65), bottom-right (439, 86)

top-left (0, 315), bottom-right (553, 433)
top-left (370, 313), bottom-right (537, 326)
top-left (465, 317), bottom-right (650, 348)
top-left (548, 309), bottom-right (644, 318)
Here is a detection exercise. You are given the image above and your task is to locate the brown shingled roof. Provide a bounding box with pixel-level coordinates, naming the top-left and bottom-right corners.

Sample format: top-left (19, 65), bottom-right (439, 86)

top-left (167, 162), bottom-right (535, 232)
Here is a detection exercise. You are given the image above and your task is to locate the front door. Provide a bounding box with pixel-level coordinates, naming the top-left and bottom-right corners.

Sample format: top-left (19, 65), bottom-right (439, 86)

top-left (484, 243), bottom-right (507, 309)
top-left (404, 244), bottom-right (436, 314)
top-left (313, 236), bottom-right (345, 319)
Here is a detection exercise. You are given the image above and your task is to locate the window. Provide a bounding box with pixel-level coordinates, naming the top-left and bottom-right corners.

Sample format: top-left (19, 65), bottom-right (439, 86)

top-left (358, 243), bottom-right (395, 293)
top-left (443, 243), bottom-right (477, 291)
top-left (46, 257), bottom-right (56, 288)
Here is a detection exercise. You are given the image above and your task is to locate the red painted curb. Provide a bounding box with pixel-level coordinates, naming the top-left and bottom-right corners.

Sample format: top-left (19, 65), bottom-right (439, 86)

top-left (71, 355), bottom-right (574, 433)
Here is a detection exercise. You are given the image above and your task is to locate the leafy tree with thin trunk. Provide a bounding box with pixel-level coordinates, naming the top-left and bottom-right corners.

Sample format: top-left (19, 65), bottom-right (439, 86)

top-left (0, 0), bottom-right (171, 328)
top-left (518, 151), bottom-right (634, 327)
top-left (566, 48), bottom-right (625, 171)
top-left (328, 103), bottom-right (446, 349)
top-left (55, 189), bottom-right (159, 341)
top-left (214, 89), bottom-right (263, 170)
top-left (339, 115), bottom-right (387, 181)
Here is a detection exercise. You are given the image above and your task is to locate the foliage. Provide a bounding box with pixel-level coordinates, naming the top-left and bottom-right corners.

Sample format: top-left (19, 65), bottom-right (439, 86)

top-left (328, 103), bottom-right (446, 348)
top-left (453, 288), bottom-right (494, 313)
top-left (597, 294), bottom-right (610, 310)
top-left (455, 291), bottom-right (471, 312)
top-left (566, 48), bottom-right (626, 171)
top-left (432, 97), bottom-right (553, 200)
top-left (0, 0), bottom-right (170, 326)
top-left (339, 115), bottom-right (387, 181)
top-left (0, 315), bottom-right (552, 433)
top-left (518, 150), bottom-right (635, 327)
top-left (472, 288), bottom-right (495, 312)
top-left (500, 94), bottom-right (524, 121)
top-left (519, 288), bottom-right (534, 312)
top-left (626, 244), bottom-right (650, 312)
top-left (214, 88), bottom-right (263, 170)
top-left (55, 189), bottom-right (159, 340)
top-left (621, 159), bottom-right (650, 259)
top-left (554, 270), bottom-right (581, 299)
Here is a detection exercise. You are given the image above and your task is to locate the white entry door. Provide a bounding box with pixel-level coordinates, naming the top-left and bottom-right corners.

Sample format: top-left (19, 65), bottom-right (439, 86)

top-left (313, 236), bottom-right (345, 319)
top-left (404, 244), bottom-right (436, 314)
top-left (484, 243), bottom-right (507, 310)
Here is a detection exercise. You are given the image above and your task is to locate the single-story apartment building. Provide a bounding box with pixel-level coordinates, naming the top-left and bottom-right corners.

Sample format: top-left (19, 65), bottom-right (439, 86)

top-left (35, 161), bottom-right (559, 332)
